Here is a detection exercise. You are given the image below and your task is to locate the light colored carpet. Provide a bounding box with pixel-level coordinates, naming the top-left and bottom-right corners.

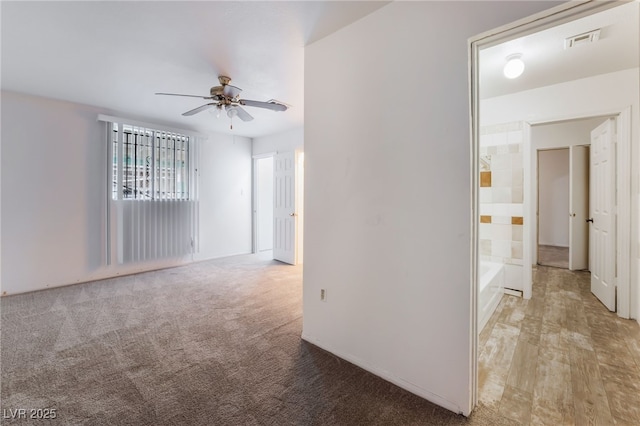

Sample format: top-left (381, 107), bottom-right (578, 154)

top-left (2, 253), bottom-right (515, 425)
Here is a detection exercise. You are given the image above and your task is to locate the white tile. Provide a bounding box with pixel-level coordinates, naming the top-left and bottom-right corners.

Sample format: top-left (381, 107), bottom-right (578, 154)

top-left (493, 224), bottom-right (512, 240)
top-left (492, 154), bottom-right (511, 171)
top-left (493, 188), bottom-right (511, 203)
top-left (507, 130), bottom-right (523, 144)
top-left (480, 187), bottom-right (492, 203)
top-left (482, 134), bottom-right (497, 146)
top-left (480, 239), bottom-right (492, 256)
top-left (510, 204), bottom-right (523, 216)
top-left (492, 240), bottom-right (511, 257)
top-left (512, 186), bottom-right (523, 203)
top-left (512, 169), bottom-right (523, 186)
top-left (511, 241), bottom-right (523, 259)
top-left (512, 225), bottom-right (523, 242)
top-left (497, 144), bottom-right (509, 154)
top-left (506, 121), bottom-right (522, 131)
top-left (492, 204), bottom-right (511, 217)
top-left (511, 153), bottom-right (523, 169)
top-left (494, 132), bottom-right (508, 146)
top-left (493, 215), bottom-right (511, 224)
top-left (480, 223), bottom-right (492, 239)
top-left (492, 170), bottom-right (511, 187)
top-left (480, 204), bottom-right (493, 215)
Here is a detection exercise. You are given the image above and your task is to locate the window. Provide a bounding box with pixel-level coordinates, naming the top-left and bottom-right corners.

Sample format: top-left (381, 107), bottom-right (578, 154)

top-left (111, 124), bottom-right (190, 201)
top-left (100, 115), bottom-right (201, 265)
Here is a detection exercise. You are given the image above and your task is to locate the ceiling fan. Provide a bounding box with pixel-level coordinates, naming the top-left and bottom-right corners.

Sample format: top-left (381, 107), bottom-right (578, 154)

top-left (156, 76), bottom-right (288, 129)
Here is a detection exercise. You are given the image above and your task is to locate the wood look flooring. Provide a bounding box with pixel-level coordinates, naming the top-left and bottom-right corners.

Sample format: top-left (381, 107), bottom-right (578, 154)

top-left (478, 265), bottom-right (640, 426)
top-left (538, 245), bottom-right (569, 269)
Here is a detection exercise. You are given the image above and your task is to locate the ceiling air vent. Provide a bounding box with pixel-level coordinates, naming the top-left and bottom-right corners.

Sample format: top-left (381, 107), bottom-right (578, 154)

top-left (564, 29), bottom-right (601, 49)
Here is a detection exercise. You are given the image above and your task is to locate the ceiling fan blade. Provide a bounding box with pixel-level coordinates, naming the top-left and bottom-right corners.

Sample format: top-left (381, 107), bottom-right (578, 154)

top-left (240, 99), bottom-right (288, 112)
top-left (182, 103), bottom-right (218, 116)
top-left (227, 105), bottom-right (253, 121)
top-left (156, 92), bottom-right (212, 99)
top-left (223, 84), bottom-right (242, 98)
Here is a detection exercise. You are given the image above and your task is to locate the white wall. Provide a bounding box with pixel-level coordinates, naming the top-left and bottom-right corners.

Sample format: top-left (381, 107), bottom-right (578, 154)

top-left (252, 126), bottom-right (303, 156)
top-left (531, 117), bottom-right (611, 151)
top-left (195, 134), bottom-right (253, 261)
top-left (482, 68), bottom-right (640, 320)
top-left (1, 91), bottom-right (252, 295)
top-left (538, 149), bottom-right (569, 247)
top-left (303, 1), bottom-right (566, 415)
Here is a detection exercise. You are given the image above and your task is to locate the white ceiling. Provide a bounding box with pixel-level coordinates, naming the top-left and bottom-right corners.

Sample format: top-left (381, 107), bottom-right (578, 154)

top-left (4, 2), bottom-right (637, 136)
top-left (1, 1), bottom-right (389, 138)
top-left (480, 1), bottom-right (639, 99)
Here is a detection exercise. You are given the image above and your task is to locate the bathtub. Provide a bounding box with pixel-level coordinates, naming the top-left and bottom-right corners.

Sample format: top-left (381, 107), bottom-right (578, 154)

top-left (478, 261), bottom-right (505, 333)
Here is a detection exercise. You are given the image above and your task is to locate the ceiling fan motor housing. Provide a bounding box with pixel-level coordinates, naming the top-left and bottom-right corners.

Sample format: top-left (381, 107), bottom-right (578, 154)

top-left (210, 86), bottom-right (224, 97)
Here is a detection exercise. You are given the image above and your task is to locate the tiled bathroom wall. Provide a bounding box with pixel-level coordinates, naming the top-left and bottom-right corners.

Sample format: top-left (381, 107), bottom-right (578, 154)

top-left (479, 121), bottom-right (524, 290)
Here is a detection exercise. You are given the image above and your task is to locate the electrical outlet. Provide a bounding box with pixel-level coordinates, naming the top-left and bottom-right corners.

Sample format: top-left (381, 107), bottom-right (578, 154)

top-left (320, 289), bottom-right (326, 301)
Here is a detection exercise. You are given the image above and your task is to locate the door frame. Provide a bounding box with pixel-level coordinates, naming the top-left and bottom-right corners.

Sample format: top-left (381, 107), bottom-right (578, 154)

top-left (468, 0), bottom-right (635, 411)
top-left (252, 152), bottom-right (276, 254)
top-left (569, 144), bottom-right (590, 272)
top-left (524, 109), bottom-right (631, 318)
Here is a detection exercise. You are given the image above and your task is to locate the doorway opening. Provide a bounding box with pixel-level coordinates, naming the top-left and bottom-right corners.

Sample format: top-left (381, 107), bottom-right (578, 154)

top-left (470, 0), bottom-right (638, 412)
top-left (537, 148), bottom-right (571, 269)
top-left (255, 156), bottom-right (274, 255)
top-left (252, 151), bottom-right (304, 265)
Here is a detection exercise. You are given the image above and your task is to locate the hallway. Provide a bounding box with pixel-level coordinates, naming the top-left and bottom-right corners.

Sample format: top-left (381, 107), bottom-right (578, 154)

top-left (478, 266), bottom-right (640, 425)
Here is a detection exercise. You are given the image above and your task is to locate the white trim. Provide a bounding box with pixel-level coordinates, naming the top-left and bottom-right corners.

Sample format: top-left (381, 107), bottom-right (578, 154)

top-left (523, 108), bottom-right (632, 318)
top-left (616, 107), bottom-right (632, 319)
top-left (301, 334), bottom-right (469, 416)
top-left (523, 122), bottom-right (532, 299)
top-left (252, 151), bottom-right (276, 160)
top-left (468, 0), bottom-right (621, 46)
top-left (468, 36), bottom-right (480, 413)
top-left (97, 114), bottom-right (208, 140)
top-left (105, 121), bottom-right (113, 265)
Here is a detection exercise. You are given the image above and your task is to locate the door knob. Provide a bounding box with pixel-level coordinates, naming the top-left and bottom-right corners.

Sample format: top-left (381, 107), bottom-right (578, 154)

top-left (586, 218), bottom-right (594, 223)
top-left (289, 213), bottom-right (296, 217)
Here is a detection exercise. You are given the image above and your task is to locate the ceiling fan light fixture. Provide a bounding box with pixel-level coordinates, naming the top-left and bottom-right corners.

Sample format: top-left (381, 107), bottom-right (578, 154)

top-left (208, 104), bottom-right (223, 118)
top-left (503, 54), bottom-right (525, 79)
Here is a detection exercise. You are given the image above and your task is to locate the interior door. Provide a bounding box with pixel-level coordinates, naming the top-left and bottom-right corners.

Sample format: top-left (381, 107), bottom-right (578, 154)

top-left (569, 145), bottom-right (589, 270)
top-left (590, 119), bottom-right (616, 311)
top-left (273, 151), bottom-right (296, 264)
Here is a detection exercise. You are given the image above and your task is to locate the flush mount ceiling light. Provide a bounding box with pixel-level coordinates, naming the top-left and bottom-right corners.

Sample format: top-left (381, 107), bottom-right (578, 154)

top-left (503, 54), bottom-right (525, 79)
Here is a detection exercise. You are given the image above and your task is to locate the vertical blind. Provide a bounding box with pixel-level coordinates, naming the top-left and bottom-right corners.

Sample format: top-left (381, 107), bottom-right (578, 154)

top-left (100, 116), bottom-right (201, 265)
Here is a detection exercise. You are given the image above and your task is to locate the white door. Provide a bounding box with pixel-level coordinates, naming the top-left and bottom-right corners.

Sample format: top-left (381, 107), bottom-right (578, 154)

top-left (569, 145), bottom-right (589, 270)
top-left (590, 119), bottom-right (616, 311)
top-left (273, 151), bottom-right (296, 264)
